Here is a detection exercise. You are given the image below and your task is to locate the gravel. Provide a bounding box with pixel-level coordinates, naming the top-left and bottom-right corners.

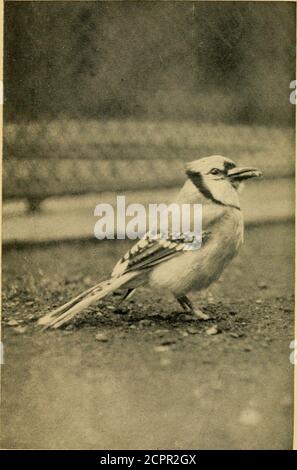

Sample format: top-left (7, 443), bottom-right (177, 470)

top-left (1, 223), bottom-right (294, 449)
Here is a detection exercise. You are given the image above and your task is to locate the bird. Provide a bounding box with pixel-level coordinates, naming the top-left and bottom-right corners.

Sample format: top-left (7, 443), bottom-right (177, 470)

top-left (38, 155), bottom-right (262, 329)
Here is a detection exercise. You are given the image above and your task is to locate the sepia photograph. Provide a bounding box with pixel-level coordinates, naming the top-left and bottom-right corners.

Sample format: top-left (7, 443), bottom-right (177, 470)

top-left (1, 0), bottom-right (296, 452)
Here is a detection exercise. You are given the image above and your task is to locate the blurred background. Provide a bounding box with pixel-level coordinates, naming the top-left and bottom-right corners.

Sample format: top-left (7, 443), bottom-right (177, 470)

top-left (2, 0), bottom-right (295, 242)
top-left (2, 2), bottom-right (295, 450)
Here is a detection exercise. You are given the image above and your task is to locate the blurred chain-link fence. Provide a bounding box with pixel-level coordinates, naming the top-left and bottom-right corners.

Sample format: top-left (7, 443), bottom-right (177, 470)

top-left (3, 120), bottom-right (294, 209)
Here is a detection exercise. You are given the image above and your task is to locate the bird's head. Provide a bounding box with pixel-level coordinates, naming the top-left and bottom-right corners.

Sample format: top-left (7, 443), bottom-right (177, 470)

top-left (185, 155), bottom-right (262, 209)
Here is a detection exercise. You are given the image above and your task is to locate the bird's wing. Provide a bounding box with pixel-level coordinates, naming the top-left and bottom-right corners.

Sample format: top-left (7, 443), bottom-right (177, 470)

top-left (111, 231), bottom-right (210, 277)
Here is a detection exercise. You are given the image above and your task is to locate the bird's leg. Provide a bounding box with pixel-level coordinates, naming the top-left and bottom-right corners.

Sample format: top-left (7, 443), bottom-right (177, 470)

top-left (176, 295), bottom-right (210, 320)
top-left (118, 288), bottom-right (135, 305)
top-left (176, 295), bottom-right (192, 312)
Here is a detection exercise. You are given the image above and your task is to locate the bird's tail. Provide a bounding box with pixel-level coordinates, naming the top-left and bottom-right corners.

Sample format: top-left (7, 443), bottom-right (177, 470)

top-left (37, 272), bottom-right (138, 330)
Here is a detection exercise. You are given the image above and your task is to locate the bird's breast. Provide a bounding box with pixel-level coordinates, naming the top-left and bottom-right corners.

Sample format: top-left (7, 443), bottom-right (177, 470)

top-left (149, 207), bottom-right (244, 296)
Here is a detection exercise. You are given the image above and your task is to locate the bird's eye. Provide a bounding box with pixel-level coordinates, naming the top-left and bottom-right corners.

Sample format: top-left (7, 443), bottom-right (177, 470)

top-left (210, 168), bottom-right (220, 175)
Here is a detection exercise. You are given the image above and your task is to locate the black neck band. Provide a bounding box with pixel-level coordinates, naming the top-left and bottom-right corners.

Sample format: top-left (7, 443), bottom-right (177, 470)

top-left (186, 170), bottom-right (240, 211)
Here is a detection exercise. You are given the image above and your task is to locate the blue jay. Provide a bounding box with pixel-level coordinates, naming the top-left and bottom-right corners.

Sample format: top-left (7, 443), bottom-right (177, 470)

top-left (38, 155), bottom-right (261, 329)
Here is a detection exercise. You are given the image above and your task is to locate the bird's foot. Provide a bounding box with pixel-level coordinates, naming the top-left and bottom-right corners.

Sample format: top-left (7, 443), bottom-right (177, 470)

top-left (192, 309), bottom-right (211, 321)
top-left (176, 295), bottom-right (211, 321)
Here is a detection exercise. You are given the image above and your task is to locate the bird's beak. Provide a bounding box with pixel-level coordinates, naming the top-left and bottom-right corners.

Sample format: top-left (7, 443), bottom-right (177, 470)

top-left (227, 166), bottom-right (262, 181)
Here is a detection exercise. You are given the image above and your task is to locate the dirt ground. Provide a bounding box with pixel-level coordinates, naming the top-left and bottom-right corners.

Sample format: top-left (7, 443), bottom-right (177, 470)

top-left (1, 222), bottom-right (294, 449)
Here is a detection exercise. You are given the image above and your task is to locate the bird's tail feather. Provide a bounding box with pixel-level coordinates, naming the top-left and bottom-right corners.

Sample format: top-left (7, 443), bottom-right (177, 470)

top-left (38, 272), bottom-right (138, 330)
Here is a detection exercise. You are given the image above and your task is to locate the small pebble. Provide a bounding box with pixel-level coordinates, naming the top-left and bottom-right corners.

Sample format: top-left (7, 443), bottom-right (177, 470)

top-left (95, 333), bottom-right (109, 342)
top-left (230, 331), bottom-right (245, 338)
top-left (154, 345), bottom-right (170, 353)
top-left (180, 331), bottom-right (189, 337)
top-left (194, 311), bottom-right (210, 321)
top-left (187, 327), bottom-right (199, 335)
top-left (230, 332), bottom-right (239, 338)
top-left (7, 319), bottom-right (19, 327)
top-left (206, 325), bottom-right (219, 336)
top-left (154, 329), bottom-right (169, 337)
top-left (258, 282), bottom-right (268, 290)
top-left (139, 319), bottom-right (152, 328)
top-left (256, 299), bottom-right (262, 304)
top-left (26, 314), bottom-right (36, 321)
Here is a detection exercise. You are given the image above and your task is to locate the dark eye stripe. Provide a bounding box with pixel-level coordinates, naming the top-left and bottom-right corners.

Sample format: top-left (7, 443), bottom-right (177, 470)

top-left (186, 169), bottom-right (241, 211)
top-left (186, 170), bottom-right (222, 204)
